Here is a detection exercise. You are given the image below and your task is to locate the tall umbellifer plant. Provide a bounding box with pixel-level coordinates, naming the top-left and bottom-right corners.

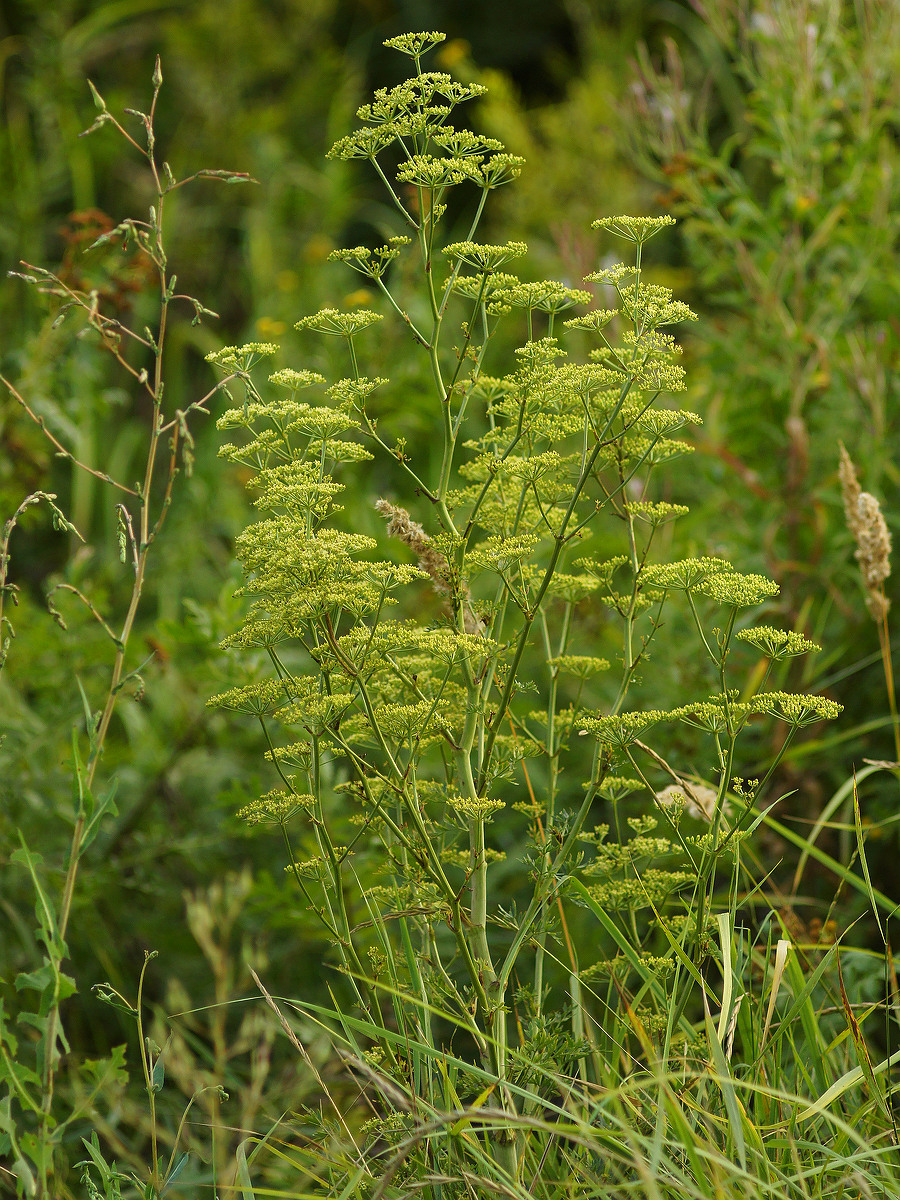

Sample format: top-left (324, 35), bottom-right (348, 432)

top-left (209, 32), bottom-right (851, 1196)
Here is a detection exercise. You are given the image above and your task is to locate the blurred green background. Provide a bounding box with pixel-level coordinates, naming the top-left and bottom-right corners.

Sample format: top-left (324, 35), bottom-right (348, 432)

top-left (2, 0), bottom-right (899, 1186)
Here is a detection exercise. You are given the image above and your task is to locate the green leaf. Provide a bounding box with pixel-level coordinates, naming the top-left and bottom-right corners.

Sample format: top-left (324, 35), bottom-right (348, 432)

top-left (161, 1151), bottom-right (189, 1194)
top-left (235, 1140), bottom-right (256, 1200)
top-left (18, 1010), bottom-right (71, 1058)
top-left (567, 877), bottom-right (701, 1035)
top-left (92, 984), bottom-right (137, 1018)
top-left (71, 726), bottom-right (92, 824)
top-left (796, 1046), bottom-right (900, 1123)
top-left (82, 779), bottom-right (120, 853)
top-left (30, 968), bottom-right (76, 1002)
top-left (75, 676), bottom-right (96, 745)
top-left (0, 1055), bottom-right (40, 1092)
top-left (764, 811), bottom-right (897, 914)
top-left (82, 1045), bottom-right (129, 1091)
top-left (836, 950), bottom-right (890, 1121)
top-left (703, 1003), bottom-right (746, 1171)
top-left (11, 838), bottom-right (65, 961)
top-left (87, 80), bottom-right (107, 111)
top-left (78, 1132), bottom-right (108, 1173)
top-left (11, 1155), bottom-right (36, 1198)
top-left (14, 964), bottom-right (57, 995)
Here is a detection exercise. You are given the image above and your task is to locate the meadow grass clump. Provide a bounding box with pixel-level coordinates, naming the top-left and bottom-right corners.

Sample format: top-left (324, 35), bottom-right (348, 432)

top-left (205, 30), bottom-right (900, 1199)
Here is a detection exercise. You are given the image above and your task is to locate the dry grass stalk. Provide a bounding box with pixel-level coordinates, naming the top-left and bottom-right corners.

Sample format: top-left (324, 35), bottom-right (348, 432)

top-left (856, 493), bottom-right (891, 620)
top-left (375, 499), bottom-right (484, 634)
top-left (375, 498), bottom-right (451, 594)
top-left (838, 441), bottom-right (861, 535)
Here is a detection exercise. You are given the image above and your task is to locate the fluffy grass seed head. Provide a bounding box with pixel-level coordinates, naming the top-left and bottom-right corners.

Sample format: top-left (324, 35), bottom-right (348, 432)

top-left (839, 442), bottom-right (892, 620)
top-left (374, 503), bottom-right (486, 632)
top-left (838, 441), bottom-right (862, 531)
top-left (375, 499), bottom-right (452, 597)
top-left (856, 492), bottom-right (892, 619)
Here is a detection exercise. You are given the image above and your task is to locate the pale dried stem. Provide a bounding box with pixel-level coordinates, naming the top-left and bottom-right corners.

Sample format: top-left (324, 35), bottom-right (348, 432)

top-left (375, 498), bottom-right (484, 634)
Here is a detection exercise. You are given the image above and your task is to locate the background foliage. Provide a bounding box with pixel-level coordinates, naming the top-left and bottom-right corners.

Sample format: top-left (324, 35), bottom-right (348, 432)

top-left (2, 0), bottom-right (899, 1194)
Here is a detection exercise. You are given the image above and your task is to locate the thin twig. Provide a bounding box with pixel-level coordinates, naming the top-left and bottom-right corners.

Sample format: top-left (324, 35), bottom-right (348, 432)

top-left (46, 583), bottom-right (120, 644)
top-left (1, 376), bottom-right (138, 495)
top-left (157, 373), bottom-right (238, 431)
top-left (248, 967), bottom-right (365, 1159)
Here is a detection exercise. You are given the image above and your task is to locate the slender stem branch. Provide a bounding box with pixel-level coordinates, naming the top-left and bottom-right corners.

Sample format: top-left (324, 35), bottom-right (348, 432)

top-left (877, 603), bottom-right (900, 761)
top-left (1, 377), bottom-right (138, 494)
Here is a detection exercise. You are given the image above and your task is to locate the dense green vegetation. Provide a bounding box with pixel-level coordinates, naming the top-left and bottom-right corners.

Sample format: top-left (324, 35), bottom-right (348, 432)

top-left (2, 2), bottom-right (899, 1196)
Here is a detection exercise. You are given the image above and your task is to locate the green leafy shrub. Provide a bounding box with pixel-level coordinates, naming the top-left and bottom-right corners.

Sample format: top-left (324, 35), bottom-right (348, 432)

top-left (620, 0), bottom-right (900, 763)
